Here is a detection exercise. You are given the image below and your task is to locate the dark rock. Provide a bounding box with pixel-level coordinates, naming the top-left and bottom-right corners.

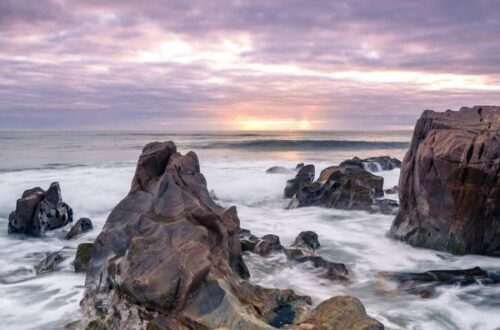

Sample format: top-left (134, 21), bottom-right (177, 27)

top-left (292, 231), bottom-right (320, 250)
top-left (295, 163), bottom-right (305, 171)
top-left (74, 243), bottom-right (93, 273)
top-left (35, 251), bottom-right (66, 275)
top-left (379, 266), bottom-right (500, 298)
top-left (240, 228), bottom-right (260, 252)
top-left (294, 296), bottom-right (384, 330)
top-left (289, 167), bottom-right (384, 212)
top-left (372, 199), bottom-right (399, 215)
top-left (390, 106), bottom-right (500, 255)
top-left (284, 164), bottom-right (315, 198)
top-left (65, 217), bottom-right (93, 239)
top-left (384, 185), bottom-right (398, 194)
top-left (266, 166), bottom-right (296, 174)
top-left (8, 182), bottom-right (73, 236)
top-left (254, 234), bottom-right (283, 256)
top-left (340, 156), bottom-right (402, 172)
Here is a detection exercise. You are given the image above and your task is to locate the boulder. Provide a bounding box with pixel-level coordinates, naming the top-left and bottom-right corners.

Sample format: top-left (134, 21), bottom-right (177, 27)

top-left (379, 266), bottom-right (500, 298)
top-left (289, 167), bottom-right (384, 212)
top-left (390, 106), bottom-right (500, 255)
top-left (284, 164), bottom-right (315, 198)
top-left (8, 182), bottom-right (73, 236)
top-left (292, 231), bottom-right (320, 250)
top-left (254, 234), bottom-right (283, 256)
top-left (65, 217), bottom-right (93, 239)
top-left (339, 156), bottom-right (401, 172)
top-left (35, 251), bottom-right (66, 275)
top-left (74, 243), bottom-right (93, 273)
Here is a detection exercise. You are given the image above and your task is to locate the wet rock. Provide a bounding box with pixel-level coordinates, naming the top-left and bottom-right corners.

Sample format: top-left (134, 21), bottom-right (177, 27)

top-left (292, 231), bottom-right (320, 250)
top-left (35, 251), bottom-right (66, 275)
top-left (384, 185), bottom-right (398, 194)
top-left (295, 296), bottom-right (384, 330)
top-left (8, 182), bottom-right (73, 236)
top-left (289, 167), bottom-right (384, 212)
top-left (266, 166), bottom-right (296, 174)
top-left (380, 266), bottom-right (500, 298)
top-left (240, 228), bottom-right (260, 252)
top-left (372, 199), bottom-right (399, 215)
top-left (390, 106), bottom-right (500, 255)
top-left (254, 234), bottom-right (283, 256)
top-left (65, 217), bottom-right (93, 239)
top-left (74, 243), bottom-right (93, 273)
top-left (284, 164), bottom-right (315, 198)
top-left (80, 141), bottom-right (315, 329)
top-left (340, 156), bottom-right (401, 172)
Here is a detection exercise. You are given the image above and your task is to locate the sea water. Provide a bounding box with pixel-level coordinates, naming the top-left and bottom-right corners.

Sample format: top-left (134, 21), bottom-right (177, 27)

top-left (0, 130), bottom-right (498, 330)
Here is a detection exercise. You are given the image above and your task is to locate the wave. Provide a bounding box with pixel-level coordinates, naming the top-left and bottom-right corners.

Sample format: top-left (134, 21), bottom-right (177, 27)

top-left (199, 139), bottom-right (410, 151)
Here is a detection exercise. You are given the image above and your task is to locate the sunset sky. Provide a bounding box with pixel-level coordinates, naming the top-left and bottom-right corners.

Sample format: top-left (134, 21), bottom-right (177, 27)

top-left (1, 0), bottom-right (500, 130)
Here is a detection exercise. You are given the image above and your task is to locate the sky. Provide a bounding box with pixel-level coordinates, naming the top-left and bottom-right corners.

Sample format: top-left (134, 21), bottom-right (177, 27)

top-left (1, 0), bottom-right (500, 130)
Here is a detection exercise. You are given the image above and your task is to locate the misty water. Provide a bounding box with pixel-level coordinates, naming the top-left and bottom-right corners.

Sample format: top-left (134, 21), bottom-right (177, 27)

top-left (0, 131), bottom-right (499, 330)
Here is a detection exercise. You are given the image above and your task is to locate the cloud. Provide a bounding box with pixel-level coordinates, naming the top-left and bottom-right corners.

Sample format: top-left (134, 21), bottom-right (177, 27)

top-left (1, 0), bottom-right (499, 129)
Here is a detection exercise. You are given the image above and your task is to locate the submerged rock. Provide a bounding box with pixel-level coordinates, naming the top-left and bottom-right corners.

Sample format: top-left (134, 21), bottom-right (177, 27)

top-left (266, 166), bottom-right (296, 174)
top-left (284, 164), bottom-right (315, 198)
top-left (35, 251), bottom-right (66, 275)
top-left (339, 156), bottom-right (401, 172)
top-left (384, 185), bottom-right (398, 194)
top-left (8, 182), bottom-right (73, 236)
top-left (65, 217), bottom-right (93, 239)
top-left (372, 199), bottom-right (399, 215)
top-left (390, 106), bottom-right (500, 255)
top-left (379, 266), bottom-right (500, 298)
top-left (74, 243), bottom-right (93, 273)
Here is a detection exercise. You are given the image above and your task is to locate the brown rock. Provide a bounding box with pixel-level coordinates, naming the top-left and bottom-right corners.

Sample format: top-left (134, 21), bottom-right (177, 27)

top-left (390, 106), bottom-right (500, 255)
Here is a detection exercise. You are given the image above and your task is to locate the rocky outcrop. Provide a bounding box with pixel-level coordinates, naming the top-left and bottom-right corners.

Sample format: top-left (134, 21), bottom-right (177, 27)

top-left (379, 266), bottom-right (500, 298)
top-left (65, 217), bottom-right (93, 239)
top-left (288, 166), bottom-right (386, 212)
top-left (8, 182), bottom-right (73, 236)
top-left (389, 106), bottom-right (500, 255)
top-left (339, 156), bottom-right (401, 172)
top-left (284, 164), bottom-right (315, 198)
top-left (80, 141), bottom-right (380, 329)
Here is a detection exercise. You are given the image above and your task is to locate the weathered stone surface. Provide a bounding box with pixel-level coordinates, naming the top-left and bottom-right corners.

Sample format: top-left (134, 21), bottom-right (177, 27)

top-left (284, 164), bottom-right (315, 198)
top-left (294, 296), bottom-right (384, 330)
top-left (80, 142), bottom-right (315, 329)
top-left (390, 106), bottom-right (500, 255)
top-left (289, 167), bottom-right (384, 212)
top-left (65, 217), bottom-right (93, 239)
top-left (35, 251), bottom-right (66, 275)
top-left (379, 266), bottom-right (500, 298)
top-left (74, 243), bottom-right (93, 273)
top-left (340, 156), bottom-right (401, 172)
top-left (8, 182), bottom-right (73, 236)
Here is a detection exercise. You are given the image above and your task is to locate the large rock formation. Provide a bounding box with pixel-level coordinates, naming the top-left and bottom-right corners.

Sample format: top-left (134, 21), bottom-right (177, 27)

top-left (390, 106), bottom-right (500, 255)
top-left (8, 182), bottom-right (73, 236)
top-left (80, 141), bottom-right (383, 329)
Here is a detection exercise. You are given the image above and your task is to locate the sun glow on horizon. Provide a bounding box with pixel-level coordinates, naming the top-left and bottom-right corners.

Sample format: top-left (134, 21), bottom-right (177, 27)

top-left (235, 119), bottom-right (313, 130)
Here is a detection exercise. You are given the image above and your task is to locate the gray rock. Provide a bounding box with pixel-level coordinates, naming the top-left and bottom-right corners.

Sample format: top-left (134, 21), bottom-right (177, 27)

top-left (340, 156), bottom-right (402, 172)
top-left (36, 251), bottom-right (66, 275)
top-left (65, 217), bottom-right (93, 239)
top-left (284, 164), bottom-right (315, 198)
top-left (265, 166), bottom-right (295, 174)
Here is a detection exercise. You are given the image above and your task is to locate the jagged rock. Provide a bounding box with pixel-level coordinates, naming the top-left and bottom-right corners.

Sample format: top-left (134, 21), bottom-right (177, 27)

top-left (294, 296), bottom-right (384, 330)
top-left (379, 266), bottom-right (500, 298)
top-left (284, 164), bottom-right (315, 198)
top-left (266, 166), bottom-right (296, 174)
top-left (81, 142), bottom-right (315, 329)
top-left (390, 106), bottom-right (500, 255)
top-left (340, 156), bottom-right (401, 172)
top-left (289, 167), bottom-right (384, 212)
top-left (65, 217), bottom-right (93, 239)
top-left (74, 243), bottom-right (93, 273)
top-left (8, 182), bottom-right (73, 236)
top-left (35, 251), bottom-right (66, 275)
top-left (384, 185), bottom-right (398, 194)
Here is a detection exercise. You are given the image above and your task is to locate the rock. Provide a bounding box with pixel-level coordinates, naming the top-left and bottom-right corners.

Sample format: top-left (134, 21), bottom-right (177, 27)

top-left (8, 182), bottom-right (73, 236)
top-left (240, 228), bottom-right (260, 252)
top-left (284, 164), bottom-right (315, 198)
top-left (292, 231), bottom-right (320, 250)
top-left (65, 217), bottom-right (93, 239)
top-left (340, 156), bottom-right (401, 172)
top-left (35, 251), bottom-right (66, 275)
top-left (294, 296), bottom-right (384, 330)
top-left (289, 167), bottom-right (384, 212)
top-left (379, 266), bottom-right (500, 298)
top-left (74, 243), bottom-right (93, 273)
top-left (266, 166), bottom-right (296, 174)
top-left (371, 199), bottom-right (399, 215)
top-left (390, 106), bottom-right (500, 255)
top-left (80, 141), bottom-right (315, 329)
top-left (384, 185), bottom-right (398, 194)
top-left (254, 234), bottom-right (283, 256)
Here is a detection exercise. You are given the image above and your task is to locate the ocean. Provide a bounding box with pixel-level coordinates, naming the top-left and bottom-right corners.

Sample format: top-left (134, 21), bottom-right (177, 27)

top-left (0, 130), bottom-right (499, 330)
